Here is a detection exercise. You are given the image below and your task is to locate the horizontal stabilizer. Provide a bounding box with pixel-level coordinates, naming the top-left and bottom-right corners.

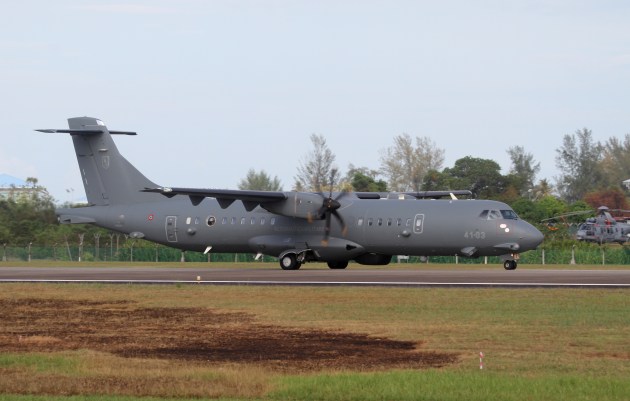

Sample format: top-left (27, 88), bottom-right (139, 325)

top-left (36, 129), bottom-right (137, 135)
top-left (58, 214), bottom-right (97, 224)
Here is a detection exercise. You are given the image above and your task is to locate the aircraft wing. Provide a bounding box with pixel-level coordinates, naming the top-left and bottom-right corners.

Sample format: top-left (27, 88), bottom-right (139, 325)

top-left (354, 190), bottom-right (473, 200)
top-left (142, 187), bottom-right (286, 210)
top-left (404, 190), bottom-right (472, 199)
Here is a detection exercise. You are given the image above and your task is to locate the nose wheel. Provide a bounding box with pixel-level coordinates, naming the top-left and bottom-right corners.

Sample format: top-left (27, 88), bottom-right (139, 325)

top-left (503, 260), bottom-right (517, 270)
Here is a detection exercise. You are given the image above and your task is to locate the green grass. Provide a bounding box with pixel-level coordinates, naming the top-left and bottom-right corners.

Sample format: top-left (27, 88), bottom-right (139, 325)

top-left (274, 370), bottom-right (630, 401)
top-left (0, 353), bottom-right (78, 375)
top-left (5, 370), bottom-right (625, 401)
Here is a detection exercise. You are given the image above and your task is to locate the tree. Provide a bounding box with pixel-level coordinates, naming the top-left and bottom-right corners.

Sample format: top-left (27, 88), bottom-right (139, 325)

top-left (379, 134), bottom-right (444, 192)
top-left (510, 198), bottom-right (546, 224)
top-left (536, 195), bottom-right (569, 221)
top-left (583, 188), bottom-right (630, 210)
top-left (344, 165), bottom-right (387, 192)
top-left (238, 169), bottom-right (282, 191)
top-left (426, 156), bottom-right (505, 199)
top-left (555, 128), bottom-right (603, 203)
top-left (531, 178), bottom-right (553, 201)
top-left (421, 169), bottom-right (453, 192)
top-left (294, 134), bottom-right (336, 192)
top-left (507, 146), bottom-right (540, 196)
top-left (0, 178), bottom-right (109, 250)
top-left (600, 134), bottom-right (630, 189)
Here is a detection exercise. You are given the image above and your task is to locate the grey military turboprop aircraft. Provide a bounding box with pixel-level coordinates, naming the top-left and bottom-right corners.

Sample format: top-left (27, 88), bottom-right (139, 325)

top-left (38, 117), bottom-right (543, 270)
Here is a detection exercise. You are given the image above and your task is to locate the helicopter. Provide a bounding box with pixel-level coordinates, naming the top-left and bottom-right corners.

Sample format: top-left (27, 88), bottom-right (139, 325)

top-left (542, 206), bottom-right (630, 244)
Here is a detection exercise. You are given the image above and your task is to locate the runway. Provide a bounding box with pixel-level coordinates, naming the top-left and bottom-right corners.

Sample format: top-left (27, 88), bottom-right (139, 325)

top-left (1, 266), bottom-right (630, 288)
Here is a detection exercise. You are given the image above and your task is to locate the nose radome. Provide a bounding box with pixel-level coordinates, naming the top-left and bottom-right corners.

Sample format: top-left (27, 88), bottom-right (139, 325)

top-left (533, 227), bottom-right (544, 246)
top-left (521, 223), bottom-right (544, 250)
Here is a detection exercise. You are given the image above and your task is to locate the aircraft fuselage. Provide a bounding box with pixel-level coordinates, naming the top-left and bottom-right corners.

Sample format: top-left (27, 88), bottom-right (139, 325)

top-left (59, 195), bottom-right (542, 265)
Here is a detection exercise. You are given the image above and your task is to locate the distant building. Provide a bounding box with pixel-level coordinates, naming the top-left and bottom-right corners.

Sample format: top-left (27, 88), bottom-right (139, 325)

top-left (0, 174), bottom-right (41, 200)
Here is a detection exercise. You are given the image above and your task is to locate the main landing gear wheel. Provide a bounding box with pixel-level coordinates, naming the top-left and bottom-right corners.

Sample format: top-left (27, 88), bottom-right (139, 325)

top-left (327, 261), bottom-right (348, 269)
top-left (280, 254), bottom-right (301, 270)
top-left (503, 260), bottom-right (517, 270)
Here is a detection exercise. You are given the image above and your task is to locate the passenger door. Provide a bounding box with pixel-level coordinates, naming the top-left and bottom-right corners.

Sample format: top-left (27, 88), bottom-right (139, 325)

top-left (165, 216), bottom-right (178, 242)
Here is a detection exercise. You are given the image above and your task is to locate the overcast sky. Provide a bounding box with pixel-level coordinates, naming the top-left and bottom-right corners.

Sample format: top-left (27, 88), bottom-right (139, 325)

top-left (2, 1), bottom-right (630, 203)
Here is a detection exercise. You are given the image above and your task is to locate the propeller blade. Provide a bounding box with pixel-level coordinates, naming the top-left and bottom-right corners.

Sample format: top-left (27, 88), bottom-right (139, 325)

top-left (322, 211), bottom-right (333, 245)
top-left (332, 209), bottom-right (348, 236)
top-left (334, 190), bottom-right (349, 202)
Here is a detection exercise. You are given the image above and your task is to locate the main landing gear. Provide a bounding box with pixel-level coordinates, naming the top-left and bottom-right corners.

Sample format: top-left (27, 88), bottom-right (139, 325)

top-left (280, 254), bottom-right (301, 270)
top-left (279, 254), bottom-right (349, 270)
top-left (503, 260), bottom-right (517, 270)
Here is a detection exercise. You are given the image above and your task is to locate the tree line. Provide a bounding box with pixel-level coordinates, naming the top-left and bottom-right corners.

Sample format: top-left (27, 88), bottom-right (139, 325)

top-left (238, 128), bottom-right (630, 238)
top-left (241, 128), bottom-right (630, 201)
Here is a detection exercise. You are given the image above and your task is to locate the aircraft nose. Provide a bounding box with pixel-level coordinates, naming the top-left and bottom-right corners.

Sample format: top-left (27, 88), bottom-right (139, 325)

top-left (520, 222), bottom-right (544, 250)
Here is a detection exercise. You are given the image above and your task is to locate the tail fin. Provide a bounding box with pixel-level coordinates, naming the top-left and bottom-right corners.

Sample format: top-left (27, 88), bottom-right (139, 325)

top-left (38, 117), bottom-right (159, 205)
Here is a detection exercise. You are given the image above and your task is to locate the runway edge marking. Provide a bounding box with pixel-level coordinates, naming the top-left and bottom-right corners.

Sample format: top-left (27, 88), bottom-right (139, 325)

top-left (1, 279), bottom-right (629, 288)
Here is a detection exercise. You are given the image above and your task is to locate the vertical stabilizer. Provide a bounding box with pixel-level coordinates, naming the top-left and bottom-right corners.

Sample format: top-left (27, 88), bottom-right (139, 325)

top-left (40, 117), bottom-right (160, 205)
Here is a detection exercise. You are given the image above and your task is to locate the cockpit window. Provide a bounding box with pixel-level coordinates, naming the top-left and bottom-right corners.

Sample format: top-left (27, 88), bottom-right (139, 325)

top-left (500, 210), bottom-right (519, 220)
top-left (488, 210), bottom-right (501, 220)
top-left (479, 209), bottom-right (511, 220)
top-left (480, 209), bottom-right (518, 220)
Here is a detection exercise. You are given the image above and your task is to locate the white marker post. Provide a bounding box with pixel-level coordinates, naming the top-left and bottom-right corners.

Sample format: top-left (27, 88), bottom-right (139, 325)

top-left (479, 352), bottom-right (484, 369)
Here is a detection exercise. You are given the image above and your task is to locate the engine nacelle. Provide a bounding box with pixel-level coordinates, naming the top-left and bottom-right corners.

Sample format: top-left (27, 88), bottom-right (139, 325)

top-left (262, 192), bottom-right (325, 220)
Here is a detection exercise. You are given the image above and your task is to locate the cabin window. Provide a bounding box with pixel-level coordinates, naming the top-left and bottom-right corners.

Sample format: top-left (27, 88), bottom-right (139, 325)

top-left (206, 216), bottom-right (216, 226)
top-left (406, 218), bottom-right (411, 227)
top-left (357, 218), bottom-right (364, 226)
top-left (240, 217), bottom-right (246, 225)
top-left (387, 218), bottom-right (392, 226)
top-left (194, 217), bottom-right (200, 225)
top-left (186, 217), bottom-right (192, 225)
top-left (251, 217), bottom-right (256, 225)
top-left (397, 218), bottom-right (402, 226)
top-left (231, 217), bottom-right (236, 224)
top-left (222, 217), bottom-right (227, 224)
top-left (478, 210), bottom-right (488, 219)
top-left (261, 217), bottom-right (266, 225)
top-left (368, 218), bottom-right (373, 226)
top-left (270, 217), bottom-right (276, 225)
top-left (377, 218), bottom-right (383, 226)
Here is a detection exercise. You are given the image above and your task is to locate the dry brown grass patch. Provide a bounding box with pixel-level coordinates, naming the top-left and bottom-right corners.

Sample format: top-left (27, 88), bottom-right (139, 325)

top-left (0, 295), bottom-right (457, 397)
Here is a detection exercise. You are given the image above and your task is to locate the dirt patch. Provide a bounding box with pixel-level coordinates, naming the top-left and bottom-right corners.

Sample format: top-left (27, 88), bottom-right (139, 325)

top-left (0, 298), bottom-right (457, 372)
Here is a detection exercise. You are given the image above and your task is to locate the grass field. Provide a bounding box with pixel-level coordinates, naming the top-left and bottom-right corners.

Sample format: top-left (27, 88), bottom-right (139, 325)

top-left (0, 272), bottom-right (629, 400)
